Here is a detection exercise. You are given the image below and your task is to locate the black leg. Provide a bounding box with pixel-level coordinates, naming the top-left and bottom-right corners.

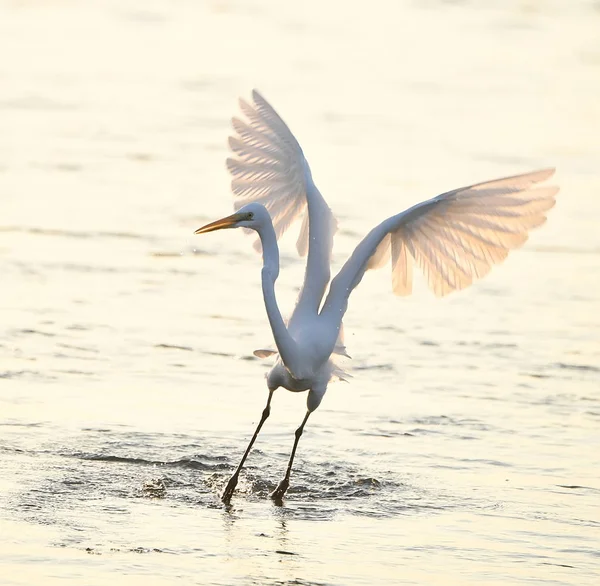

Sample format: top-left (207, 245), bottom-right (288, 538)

top-left (222, 390), bottom-right (274, 503)
top-left (270, 410), bottom-right (311, 503)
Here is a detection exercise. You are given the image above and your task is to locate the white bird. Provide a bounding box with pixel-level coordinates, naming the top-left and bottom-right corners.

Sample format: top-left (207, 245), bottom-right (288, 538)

top-left (195, 90), bottom-right (557, 503)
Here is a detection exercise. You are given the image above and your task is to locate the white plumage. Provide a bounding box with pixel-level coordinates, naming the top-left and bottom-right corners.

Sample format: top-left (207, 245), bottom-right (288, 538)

top-left (195, 90), bottom-right (558, 503)
top-left (227, 91), bottom-right (332, 257)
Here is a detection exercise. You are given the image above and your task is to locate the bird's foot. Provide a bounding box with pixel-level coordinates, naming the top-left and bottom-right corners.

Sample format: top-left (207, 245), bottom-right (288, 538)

top-left (270, 477), bottom-right (289, 504)
top-left (221, 474), bottom-right (239, 504)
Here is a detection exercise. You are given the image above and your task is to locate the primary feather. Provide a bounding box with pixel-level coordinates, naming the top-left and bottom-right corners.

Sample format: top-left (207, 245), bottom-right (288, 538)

top-left (322, 168), bottom-right (558, 322)
top-left (391, 169), bottom-right (557, 297)
top-left (228, 90), bottom-right (313, 256)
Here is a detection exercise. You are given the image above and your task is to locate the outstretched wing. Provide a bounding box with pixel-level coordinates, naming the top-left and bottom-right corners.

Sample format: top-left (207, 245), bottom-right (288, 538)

top-left (391, 168), bottom-right (558, 296)
top-left (322, 169), bottom-right (558, 318)
top-left (228, 90), bottom-right (338, 314)
top-left (227, 90), bottom-right (313, 256)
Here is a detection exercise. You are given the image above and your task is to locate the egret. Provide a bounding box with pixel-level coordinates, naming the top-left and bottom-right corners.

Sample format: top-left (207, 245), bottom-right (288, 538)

top-left (195, 90), bottom-right (557, 503)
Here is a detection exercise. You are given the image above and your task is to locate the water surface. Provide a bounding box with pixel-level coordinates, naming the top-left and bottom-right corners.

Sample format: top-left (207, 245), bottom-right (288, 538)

top-left (1, 1), bottom-right (599, 584)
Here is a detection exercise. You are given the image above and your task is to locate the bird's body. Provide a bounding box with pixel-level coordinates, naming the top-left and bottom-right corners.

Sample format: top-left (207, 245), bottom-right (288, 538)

top-left (195, 90), bottom-right (558, 503)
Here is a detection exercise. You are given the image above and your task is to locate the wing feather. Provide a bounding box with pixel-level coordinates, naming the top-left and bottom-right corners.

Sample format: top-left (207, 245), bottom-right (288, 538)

top-left (296, 212), bottom-right (310, 257)
top-left (390, 170), bottom-right (558, 296)
top-left (228, 90), bottom-right (314, 256)
top-left (324, 169), bottom-right (558, 317)
top-left (391, 232), bottom-right (413, 295)
top-left (367, 234), bottom-right (391, 270)
top-left (227, 91), bottom-right (339, 314)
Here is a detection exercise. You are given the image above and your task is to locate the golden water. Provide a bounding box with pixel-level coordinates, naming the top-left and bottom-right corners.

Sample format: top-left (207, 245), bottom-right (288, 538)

top-left (1, 1), bottom-right (599, 584)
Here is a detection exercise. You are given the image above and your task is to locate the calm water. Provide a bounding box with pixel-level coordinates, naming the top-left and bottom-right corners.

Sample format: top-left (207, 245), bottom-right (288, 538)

top-left (1, 1), bottom-right (599, 584)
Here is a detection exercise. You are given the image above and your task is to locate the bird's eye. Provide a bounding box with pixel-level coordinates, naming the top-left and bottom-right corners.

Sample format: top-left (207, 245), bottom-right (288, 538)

top-left (247, 212), bottom-right (254, 220)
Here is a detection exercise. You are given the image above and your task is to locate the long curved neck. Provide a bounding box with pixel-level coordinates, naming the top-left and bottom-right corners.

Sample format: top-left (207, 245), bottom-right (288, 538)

top-left (258, 219), bottom-right (280, 279)
top-left (256, 221), bottom-right (301, 377)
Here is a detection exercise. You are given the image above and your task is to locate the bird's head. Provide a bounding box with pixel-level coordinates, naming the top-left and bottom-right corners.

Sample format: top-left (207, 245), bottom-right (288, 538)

top-left (194, 202), bottom-right (268, 235)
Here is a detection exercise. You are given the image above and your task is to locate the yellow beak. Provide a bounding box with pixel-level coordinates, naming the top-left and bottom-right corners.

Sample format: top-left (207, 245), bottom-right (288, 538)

top-left (194, 212), bottom-right (245, 234)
